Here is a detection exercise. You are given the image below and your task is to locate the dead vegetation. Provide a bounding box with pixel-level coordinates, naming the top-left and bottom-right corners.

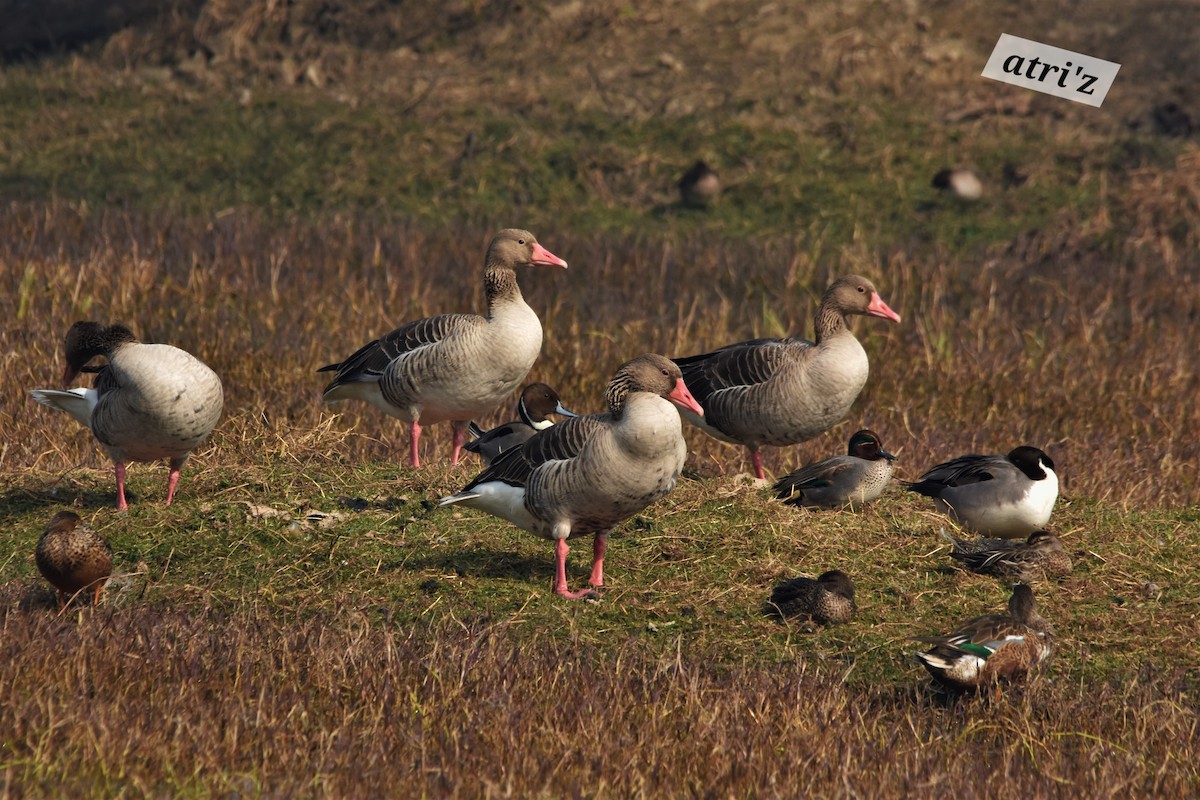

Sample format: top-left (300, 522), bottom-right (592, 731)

top-left (2, 1), bottom-right (1200, 796)
top-left (1, 608), bottom-right (1196, 797)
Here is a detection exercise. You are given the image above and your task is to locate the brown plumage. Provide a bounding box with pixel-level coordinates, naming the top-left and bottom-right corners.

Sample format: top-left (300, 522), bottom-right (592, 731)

top-left (946, 530), bottom-right (1073, 585)
top-left (766, 570), bottom-right (856, 625)
top-left (35, 511), bottom-right (113, 608)
top-left (914, 584), bottom-right (1054, 692)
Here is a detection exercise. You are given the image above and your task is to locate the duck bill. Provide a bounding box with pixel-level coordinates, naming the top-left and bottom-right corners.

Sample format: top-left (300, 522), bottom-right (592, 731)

top-left (880, 449), bottom-right (898, 462)
top-left (530, 242), bottom-right (568, 269)
top-left (669, 378), bottom-right (704, 417)
top-left (555, 403), bottom-right (577, 418)
top-left (62, 364), bottom-right (81, 385)
top-left (866, 292), bottom-right (902, 323)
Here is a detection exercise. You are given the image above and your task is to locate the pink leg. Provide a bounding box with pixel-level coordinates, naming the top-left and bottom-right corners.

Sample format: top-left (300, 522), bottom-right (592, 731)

top-left (553, 539), bottom-right (599, 600)
top-left (588, 533), bottom-right (608, 588)
top-left (114, 461), bottom-right (129, 512)
top-left (408, 420), bottom-right (422, 468)
top-left (449, 421), bottom-right (469, 466)
top-left (165, 457), bottom-right (185, 506)
top-left (750, 448), bottom-right (765, 480)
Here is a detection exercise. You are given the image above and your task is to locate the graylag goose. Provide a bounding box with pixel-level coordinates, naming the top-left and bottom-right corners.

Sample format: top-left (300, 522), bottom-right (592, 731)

top-left (914, 584), bottom-right (1054, 692)
top-left (318, 229), bottom-right (567, 467)
top-left (439, 354), bottom-right (703, 600)
top-left (906, 446), bottom-right (1058, 538)
top-left (673, 275), bottom-right (901, 479)
top-left (464, 382), bottom-right (577, 465)
top-left (36, 510), bottom-right (113, 608)
top-left (30, 322), bottom-right (224, 511)
top-left (773, 429), bottom-right (896, 510)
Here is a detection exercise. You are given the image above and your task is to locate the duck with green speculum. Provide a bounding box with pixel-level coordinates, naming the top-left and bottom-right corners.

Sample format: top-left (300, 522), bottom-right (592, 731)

top-left (914, 584), bottom-right (1053, 692)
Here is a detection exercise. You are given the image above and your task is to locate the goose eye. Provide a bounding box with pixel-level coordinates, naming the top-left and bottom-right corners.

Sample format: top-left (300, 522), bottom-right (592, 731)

top-left (856, 285), bottom-right (865, 293)
top-left (518, 239), bottom-right (526, 245)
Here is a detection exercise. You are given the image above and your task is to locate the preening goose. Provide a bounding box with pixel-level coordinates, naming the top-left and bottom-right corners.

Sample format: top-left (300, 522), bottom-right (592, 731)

top-left (766, 570), bottom-right (856, 625)
top-left (673, 275), bottom-right (901, 479)
top-left (914, 584), bottom-right (1054, 692)
top-left (464, 382), bottom-right (577, 465)
top-left (30, 322), bottom-right (224, 511)
top-left (319, 229), bottom-right (567, 467)
top-left (35, 510), bottom-right (113, 608)
top-left (772, 429), bottom-right (896, 510)
top-left (439, 354), bottom-right (703, 600)
top-left (906, 446), bottom-right (1058, 538)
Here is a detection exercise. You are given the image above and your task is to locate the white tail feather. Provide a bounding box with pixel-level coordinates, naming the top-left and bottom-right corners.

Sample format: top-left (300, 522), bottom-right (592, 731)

top-left (29, 388), bottom-right (96, 428)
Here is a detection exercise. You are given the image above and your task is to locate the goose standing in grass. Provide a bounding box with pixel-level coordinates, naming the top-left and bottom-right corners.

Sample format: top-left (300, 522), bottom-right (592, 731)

top-left (772, 429), bottom-right (896, 510)
top-left (673, 275), bottom-right (901, 479)
top-left (464, 382), bottom-right (577, 465)
top-left (439, 354), bottom-right (703, 600)
top-left (906, 446), bottom-right (1058, 538)
top-left (766, 570), bottom-right (856, 625)
top-left (943, 529), bottom-right (1072, 585)
top-left (318, 229), bottom-right (567, 468)
top-left (914, 584), bottom-right (1054, 692)
top-left (35, 511), bottom-right (113, 608)
top-left (30, 322), bottom-right (224, 511)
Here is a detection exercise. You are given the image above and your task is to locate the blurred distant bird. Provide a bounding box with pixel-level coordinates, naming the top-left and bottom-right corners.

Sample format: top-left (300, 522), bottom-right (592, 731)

top-left (1001, 162), bottom-right (1028, 189)
top-left (678, 160), bottom-right (720, 208)
top-left (1151, 102), bottom-right (1192, 137)
top-left (914, 584), bottom-right (1054, 692)
top-left (673, 275), bottom-right (901, 479)
top-left (766, 570), bottom-right (856, 625)
top-left (439, 354), bottom-right (702, 600)
top-left (318, 229), bottom-right (568, 468)
top-left (943, 529), bottom-right (1072, 585)
top-left (30, 322), bottom-right (224, 511)
top-left (35, 511), bottom-right (113, 608)
top-left (773, 429), bottom-right (896, 510)
top-left (932, 168), bottom-right (984, 200)
top-left (465, 382), bottom-right (577, 465)
top-left (906, 446), bottom-right (1058, 538)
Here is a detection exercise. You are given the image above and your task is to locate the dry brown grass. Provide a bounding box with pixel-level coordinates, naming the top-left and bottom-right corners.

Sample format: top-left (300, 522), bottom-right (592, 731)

top-left (1, 607), bottom-right (1196, 797)
top-left (2, 164), bottom-right (1197, 505)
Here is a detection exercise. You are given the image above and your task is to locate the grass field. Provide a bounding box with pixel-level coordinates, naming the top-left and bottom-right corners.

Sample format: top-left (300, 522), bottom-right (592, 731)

top-left (2, 1), bottom-right (1199, 797)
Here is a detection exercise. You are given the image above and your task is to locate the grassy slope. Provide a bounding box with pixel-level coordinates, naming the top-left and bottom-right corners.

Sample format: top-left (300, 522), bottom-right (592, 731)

top-left (1, 0), bottom-right (1199, 795)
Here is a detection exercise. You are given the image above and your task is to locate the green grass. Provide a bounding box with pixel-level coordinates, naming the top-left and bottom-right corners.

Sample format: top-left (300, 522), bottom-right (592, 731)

top-left (1, 0), bottom-right (1199, 793)
top-left (0, 64), bottom-right (1130, 252)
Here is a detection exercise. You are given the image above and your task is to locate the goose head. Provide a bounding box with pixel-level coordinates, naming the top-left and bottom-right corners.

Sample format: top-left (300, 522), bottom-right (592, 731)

top-left (62, 321), bottom-right (137, 384)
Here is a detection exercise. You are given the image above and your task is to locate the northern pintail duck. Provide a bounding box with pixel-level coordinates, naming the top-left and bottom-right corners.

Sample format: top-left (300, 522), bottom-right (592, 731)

top-left (906, 446), bottom-right (1058, 538)
top-left (673, 275), bottom-right (901, 479)
top-left (464, 382), bottom-right (577, 465)
top-left (318, 229), bottom-right (567, 468)
top-left (35, 511), bottom-right (113, 607)
top-left (678, 160), bottom-right (720, 208)
top-left (30, 322), bottom-right (224, 511)
top-left (766, 570), bottom-right (856, 625)
top-left (439, 354), bottom-right (703, 600)
top-left (914, 584), bottom-right (1054, 692)
top-left (943, 529), bottom-right (1072, 585)
top-left (773, 429), bottom-right (896, 510)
